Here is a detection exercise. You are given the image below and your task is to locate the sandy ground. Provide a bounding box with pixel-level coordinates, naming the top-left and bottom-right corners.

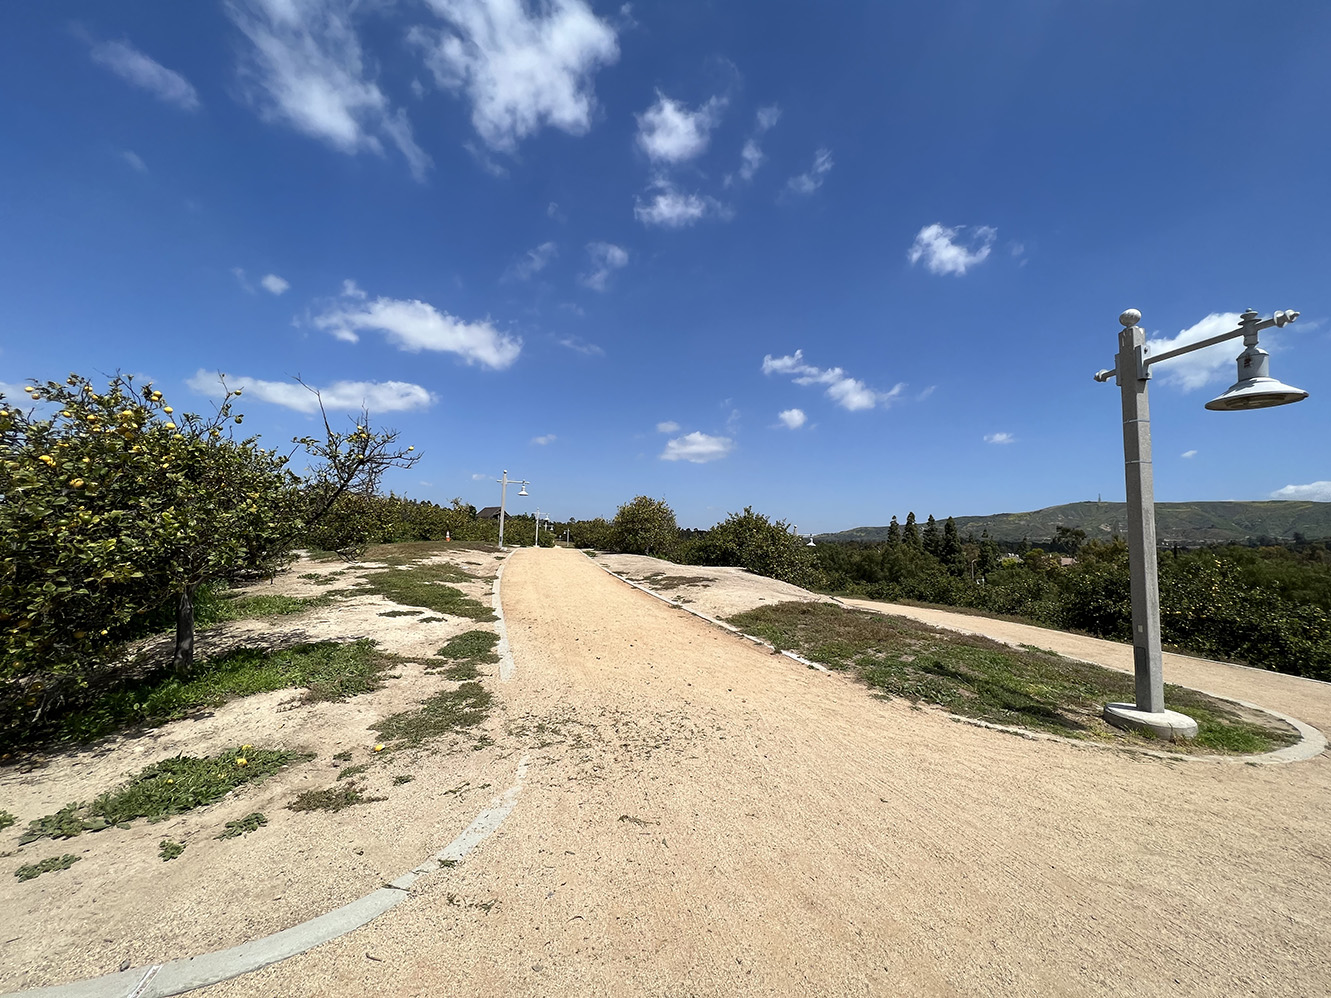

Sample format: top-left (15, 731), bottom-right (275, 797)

top-left (0, 547), bottom-right (514, 993)
top-left (590, 554), bottom-right (834, 618)
top-left (184, 548), bottom-right (1330, 998)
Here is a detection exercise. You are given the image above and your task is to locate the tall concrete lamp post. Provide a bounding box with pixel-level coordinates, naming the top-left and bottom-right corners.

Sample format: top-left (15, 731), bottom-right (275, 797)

top-left (495, 470), bottom-right (530, 551)
top-left (1093, 307), bottom-right (1306, 739)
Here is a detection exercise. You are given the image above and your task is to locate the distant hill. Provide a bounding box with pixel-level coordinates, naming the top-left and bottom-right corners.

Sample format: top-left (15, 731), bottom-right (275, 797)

top-left (820, 501), bottom-right (1331, 546)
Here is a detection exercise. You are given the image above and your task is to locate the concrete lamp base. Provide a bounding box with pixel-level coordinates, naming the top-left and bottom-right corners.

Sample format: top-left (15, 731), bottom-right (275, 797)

top-left (1103, 703), bottom-right (1199, 741)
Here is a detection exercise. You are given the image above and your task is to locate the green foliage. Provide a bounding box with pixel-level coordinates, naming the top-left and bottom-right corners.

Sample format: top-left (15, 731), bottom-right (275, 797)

top-left (15, 854), bottom-right (80, 881)
top-left (0, 809), bottom-right (13, 830)
top-left (679, 507), bottom-right (823, 589)
top-left (612, 496), bottom-right (679, 557)
top-left (433, 630), bottom-right (500, 664)
top-left (392, 774), bottom-right (414, 785)
top-left (288, 782), bottom-right (386, 813)
top-left (216, 812), bottom-right (267, 839)
top-left (371, 681), bottom-right (493, 747)
top-left (211, 593), bottom-right (332, 621)
top-left (158, 838), bottom-right (185, 862)
top-left (355, 564), bottom-right (495, 620)
top-left (336, 762), bottom-right (370, 780)
top-left (23, 747), bottom-right (309, 839)
top-left (729, 601), bottom-right (1298, 752)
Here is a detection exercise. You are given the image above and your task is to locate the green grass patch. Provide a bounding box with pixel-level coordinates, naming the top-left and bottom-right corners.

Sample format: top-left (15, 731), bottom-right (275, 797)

top-left (392, 774), bottom-right (414, 785)
top-left (159, 838), bottom-right (185, 862)
top-left (439, 662), bottom-right (481, 681)
top-left (331, 750), bottom-right (352, 762)
top-left (15, 854), bottom-right (80, 882)
top-left (418, 616), bottom-right (446, 624)
top-left (47, 640), bottom-right (396, 748)
top-left (288, 782), bottom-right (386, 813)
top-left (211, 593), bottom-right (332, 621)
top-left (216, 812), bottom-right (267, 839)
top-left (377, 609), bottom-right (423, 618)
top-left (356, 564), bottom-right (494, 620)
top-left (434, 630), bottom-right (500, 663)
top-left (371, 681), bottom-right (493, 748)
top-left (0, 810), bottom-right (14, 831)
top-left (22, 747), bottom-right (310, 842)
top-left (727, 602), bottom-right (1299, 754)
top-left (336, 763), bottom-right (370, 781)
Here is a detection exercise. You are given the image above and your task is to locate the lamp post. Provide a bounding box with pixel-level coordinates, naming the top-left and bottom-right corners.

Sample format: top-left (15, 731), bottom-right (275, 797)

top-left (1093, 307), bottom-right (1306, 739)
top-left (532, 508), bottom-right (552, 547)
top-left (495, 470), bottom-right (530, 550)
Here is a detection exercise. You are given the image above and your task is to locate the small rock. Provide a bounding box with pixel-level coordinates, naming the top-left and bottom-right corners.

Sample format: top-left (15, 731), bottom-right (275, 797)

top-left (119, 959), bottom-right (131, 972)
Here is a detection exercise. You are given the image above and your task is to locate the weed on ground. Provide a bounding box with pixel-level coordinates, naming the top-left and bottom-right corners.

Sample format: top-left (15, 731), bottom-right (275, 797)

top-left (21, 747), bottom-right (311, 842)
top-left (45, 640), bottom-right (396, 749)
top-left (632, 572), bottom-right (714, 591)
top-left (158, 839), bottom-right (185, 862)
top-left (288, 782), bottom-right (386, 813)
top-left (14, 854), bottom-right (80, 882)
top-left (371, 681), bottom-right (494, 748)
top-left (0, 810), bottom-right (14, 831)
top-left (377, 609), bottom-right (423, 618)
top-left (433, 630), bottom-right (500, 663)
top-left (336, 763), bottom-right (370, 781)
top-left (727, 601), bottom-right (1299, 754)
top-left (216, 813), bottom-right (267, 839)
top-left (392, 775), bottom-right (413, 785)
top-left (354, 564), bottom-right (494, 620)
top-left (212, 593), bottom-right (332, 621)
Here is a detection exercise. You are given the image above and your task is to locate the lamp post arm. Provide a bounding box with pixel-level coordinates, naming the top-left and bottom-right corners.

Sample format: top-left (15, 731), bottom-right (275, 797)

top-left (1093, 310), bottom-right (1297, 381)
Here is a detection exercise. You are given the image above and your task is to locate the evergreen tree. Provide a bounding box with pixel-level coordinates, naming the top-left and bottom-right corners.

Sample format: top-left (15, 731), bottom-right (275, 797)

top-left (923, 514), bottom-right (942, 557)
top-left (942, 516), bottom-right (964, 575)
top-left (903, 512), bottom-right (921, 547)
top-left (886, 516), bottom-right (901, 545)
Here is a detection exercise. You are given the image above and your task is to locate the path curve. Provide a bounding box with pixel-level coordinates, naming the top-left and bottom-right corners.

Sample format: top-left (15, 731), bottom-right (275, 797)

top-left (191, 548), bottom-right (1331, 998)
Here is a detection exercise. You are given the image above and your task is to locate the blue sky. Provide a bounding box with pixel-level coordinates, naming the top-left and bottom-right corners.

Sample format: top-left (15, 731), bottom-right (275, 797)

top-left (2, 1), bottom-right (1329, 531)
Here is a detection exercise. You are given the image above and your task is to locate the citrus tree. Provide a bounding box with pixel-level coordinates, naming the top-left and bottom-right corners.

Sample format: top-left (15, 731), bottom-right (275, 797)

top-left (612, 496), bottom-right (678, 557)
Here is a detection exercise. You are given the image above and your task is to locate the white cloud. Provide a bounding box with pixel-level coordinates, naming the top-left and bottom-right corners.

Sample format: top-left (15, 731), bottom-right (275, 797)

top-left (580, 242), bottom-right (628, 290)
top-left (656, 420), bottom-right (680, 433)
top-left (232, 267), bottom-right (255, 294)
top-left (1146, 312), bottom-right (1247, 391)
top-left (635, 91), bottom-right (725, 164)
top-left (761, 349), bottom-right (903, 412)
top-left (413, 0), bottom-right (619, 153)
top-left (786, 147), bottom-right (833, 195)
top-left (531, 433), bottom-right (557, 445)
top-left (228, 0), bottom-right (431, 181)
top-left (507, 241), bottom-right (558, 281)
top-left (341, 278), bottom-right (366, 299)
top-left (471, 472), bottom-right (489, 480)
top-left (121, 150), bottom-right (148, 172)
top-left (0, 382), bottom-right (31, 402)
top-left (557, 335), bottom-right (603, 356)
top-left (90, 39), bottom-right (200, 110)
top-left (755, 104), bottom-right (781, 131)
top-left (661, 431), bottom-right (733, 463)
top-left (313, 291), bottom-right (522, 369)
top-left (777, 408), bottom-right (806, 429)
top-left (1182, 449), bottom-right (1198, 459)
top-left (908, 223), bottom-right (997, 276)
top-left (261, 273), bottom-right (290, 295)
top-left (1270, 481), bottom-right (1331, 501)
top-left (984, 432), bottom-right (1016, 445)
top-left (634, 179), bottom-right (725, 228)
top-left (187, 370), bottom-right (434, 413)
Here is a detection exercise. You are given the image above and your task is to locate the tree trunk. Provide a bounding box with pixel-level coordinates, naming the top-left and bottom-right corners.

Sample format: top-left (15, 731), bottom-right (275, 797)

top-left (172, 586), bottom-right (196, 679)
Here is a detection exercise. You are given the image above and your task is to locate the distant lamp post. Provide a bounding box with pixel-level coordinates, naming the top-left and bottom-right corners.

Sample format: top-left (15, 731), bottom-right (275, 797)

top-left (1093, 307), bottom-right (1306, 739)
top-left (532, 508), bottom-right (552, 546)
top-left (495, 470), bottom-right (530, 550)
top-left (806, 533), bottom-right (817, 548)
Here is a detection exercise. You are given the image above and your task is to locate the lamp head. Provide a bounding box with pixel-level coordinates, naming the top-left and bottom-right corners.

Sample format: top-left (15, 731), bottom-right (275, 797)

top-left (806, 535), bottom-right (817, 547)
top-left (1205, 342), bottom-right (1308, 411)
top-left (518, 484), bottom-right (529, 497)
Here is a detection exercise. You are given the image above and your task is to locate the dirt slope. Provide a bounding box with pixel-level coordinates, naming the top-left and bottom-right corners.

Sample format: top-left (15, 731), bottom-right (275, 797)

top-left (197, 547), bottom-right (1331, 998)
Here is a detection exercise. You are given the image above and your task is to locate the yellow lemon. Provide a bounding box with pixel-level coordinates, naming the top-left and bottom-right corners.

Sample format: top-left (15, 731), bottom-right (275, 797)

top-left (236, 757), bottom-right (248, 767)
top-left (163, 406), bottom-right (173, 414)
top-left (373, 743), bottom-right (385, 752)
top-left (164, 422), bottom-right (176, 430)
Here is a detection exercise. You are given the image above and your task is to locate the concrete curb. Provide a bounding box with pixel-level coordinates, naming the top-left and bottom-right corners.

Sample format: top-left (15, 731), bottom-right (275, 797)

top-left (492, 554), bottom-right (516, 682)
top-left (594, 564), bottom-right (831, 674)
top-left (837, 598), bottom-right (1328, 765)
top-left (5, 754), bottom-right (530, 998)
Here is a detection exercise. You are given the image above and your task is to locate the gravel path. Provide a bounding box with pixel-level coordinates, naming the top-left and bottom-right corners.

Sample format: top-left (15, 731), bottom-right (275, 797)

top-left (190, 547), bottom-right (1331, 998)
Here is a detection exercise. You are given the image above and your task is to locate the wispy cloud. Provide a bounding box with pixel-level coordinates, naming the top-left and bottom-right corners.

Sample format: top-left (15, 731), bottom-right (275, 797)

top-left (777, 408), bottom-right (806, 429)
top-left (312, 283), bottom-right (521, 369)
top-left (908, 223), bottom-right (997, 276)
top-left (635, 91), bottom-right (725, 164)
top-left (120, 150), bottom-right (148, 172)
top-left (634, 178), bottom-right (725, 228)
top-left (90, 39), bottom-right (200, 110)
top-left (761, 350), bottom-right (903, 412)
top-left (557, 335), bottom-right (603, 356)
top-left (260, 273), bottom-right (290, 295)
top-left (984, 432), bottom-right (1016, 445)
top-left (531, 433), bottom-right (557, 445)
top-left (413, 0), bottom-right (619, 153)
top-left (1271, 481), bottom-right (1331, 501)
top-left (1146, 312), bottom-right (1248, 391)
top-left (786, 147), bottom-right (833, 195)
top-left (727, 104), bottom-right (781, 186)
top-left (580, 242), bottom-right (628, 290)
top-left (187, 370), bottom-right (434, 413)
top-left (1182, 449), bottom-right (1198, 459)
top-left (656, 420), bottom-right (680, 434)
top-left (661, 431), bottom-right (733, 463)
top-left (471, 472), bottom-right (490, 480)
top-left (228, 0), bottom-right (431, 180)
top-left (506, 241), bottom-right (558, 281)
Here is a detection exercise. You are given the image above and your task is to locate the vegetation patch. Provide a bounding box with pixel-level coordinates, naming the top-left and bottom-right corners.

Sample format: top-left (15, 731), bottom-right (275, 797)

top-left (40, 640), bottom-right (395, 749)
top-left (418, 616), bottom-right (446, 624)
top-left (377, 609), bottom-right (423, 617)
top-left (0, 810), bottom-right (15, 831)
top-left (211, 593), bottom-right (332, 621)
top-left (633, 572), bottom-right (714, 591)
top-left (356, 563), bottom-right (493, 619)
top-left (336, 763), bottom-right (370, 781)
top-left (727, 601), bottom-right (1299, 754)
top-left (392, 774), bottom-right (414, 785)
top-left (439, 662), bottom-right (481, 681)
top-left (158, 838), bottom-right (185, 862)
top-left (371, 681), bottom-right (493, 748)
top-left (21, 747), bottom-right (309, 841)
top-left (15, 854), bottom-right (80, 882)
top-left (434, 630), bottom-right (499, 663)
top-left (288, 782), bottom-right (386, 813)
top-left (216, 812), bottom-right (267, 839)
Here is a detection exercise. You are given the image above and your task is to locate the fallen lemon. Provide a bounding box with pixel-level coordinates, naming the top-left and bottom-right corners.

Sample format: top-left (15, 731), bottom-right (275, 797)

top-left (373, 744), bottom-right (385, 752)
top-left (236, 757), bottom-right (248, 767)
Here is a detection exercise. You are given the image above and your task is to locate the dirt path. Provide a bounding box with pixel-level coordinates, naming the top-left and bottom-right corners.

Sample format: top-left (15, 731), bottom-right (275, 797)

top-left (192, 548), bottom-right (1331, 998)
